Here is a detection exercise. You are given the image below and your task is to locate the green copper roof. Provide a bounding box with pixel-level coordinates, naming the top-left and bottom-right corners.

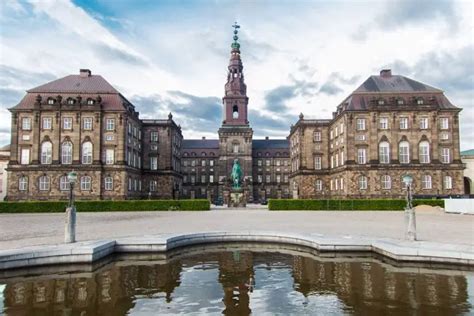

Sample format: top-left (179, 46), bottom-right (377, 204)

top-left (231, 42), bottom-right (240, 49)
top-left (461, 149), bottom-right (474, 156)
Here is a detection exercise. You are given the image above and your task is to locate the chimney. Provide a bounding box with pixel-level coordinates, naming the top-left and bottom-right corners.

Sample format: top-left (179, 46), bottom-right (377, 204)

top-left (202, 136), bottom-right (206, 140)
top-left (79, 69), bottom-right (91, 77)
top-left (380, 69), bottom-right (392, 78)
top-left (265, 136), bottom-right (269, 140)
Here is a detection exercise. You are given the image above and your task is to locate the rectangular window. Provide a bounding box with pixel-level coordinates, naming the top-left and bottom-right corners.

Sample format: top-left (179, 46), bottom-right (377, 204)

top-left (105, 149), bottom-right (114, 165)
top-left (330, 130), bottom-right (334, 140)
top-left (379, 117), bottom-right (388, 130)
top-left (420, 117), bottom-right (429, 129)
top-left (266, 175), bottom-right (271, 183)
top-left (284, 175), bottom-right (288, 183)
top-left (314, 156), bottom-right (322, 170)
top-left (150, 131), bottom-right (159, 142)
top-left (400, 117), bottom-right (408, 129)
top-left (276, 175), bottom-right (281, 183)
top-left (106, 118), bottom-right (115, 131)
top-left (315, 180), bottom-right (322, 191)
top-left (258, 159), bottom-right (263, 167)
top-left (83, 117), bottom-right (93, 130)
top-left (233, 144), bottom-right (239, 153)
top-left (359, 176), bottom-right (367, 190)
top-left (22, 117), bottom-right (31, 130)
top-left (381, 175), bottom-right (391, 189)
top-left (422, 175), bottom-right (432, 189)
top-left (20, 148), bottom-right (30, 165)
top-left (183, 175), bottom-right (188, 183)
top-left (60, 176), bottom-right (69, 191)
top-left (80, 177), bottom-right (91, 191)
top-left (191, 175), bottom-right (195, 184)
top-left (314, 131), bottom-right (321, 142)
top-left (209, 175), bottom-right (214, 183)
top-left (128, 177), bottom-right (132, 191)
top-left (191, 160), bottom-right (196, 167)
top-left (444, 176), bottom-right (452, 189)
top-left (106, 135), bottom-right (114, 141)
top-left (104, 177), bottom-right (113, 191)
top-left (441, 148), bottom-right (451, 164)
top-left (39, 177), bottom-right (50, 191)
top-left (201, 175), bottom-right (206, 183)
top-left (357, 148), bottom-right (366, 164)
top-left (340, 178), bottom-right (344, 190)
top-left (150, 157), bottom-right (158, 170)
top-left (19, 177), bottom-right (28, 191)
top-left (340, 123), bottom-right (344, 134)
top-left (258, 175), bottom-right (262, 183)
top-left (266, 160), bottom-right (271, 167)
top-left (201, 160), bottom-right (206, 167)
top-left (210, 160), bottom-right (214, 167)
top-left (63, 117), bottom-right (73, 130)
top-left (356, 118), bottom-right (366, 131)
top-left (355, 134), bottom-right (366, 141)
top-left (42, 117), bottom-right (52, 130)
top-left (440, 117), bottom-right (449, 130)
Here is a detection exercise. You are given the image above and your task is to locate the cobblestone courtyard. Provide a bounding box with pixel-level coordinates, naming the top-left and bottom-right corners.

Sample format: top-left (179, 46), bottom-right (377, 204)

top-left (0, 207), bottom-right (473, 250)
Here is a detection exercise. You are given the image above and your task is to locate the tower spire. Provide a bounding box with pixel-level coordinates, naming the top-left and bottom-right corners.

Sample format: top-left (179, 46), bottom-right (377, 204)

top-left (231, 22), bottom-right (241, 50)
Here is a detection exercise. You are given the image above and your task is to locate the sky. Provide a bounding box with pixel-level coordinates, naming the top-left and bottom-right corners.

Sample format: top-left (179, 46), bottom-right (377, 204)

top-left (0, 0), bottom-right (473, 149)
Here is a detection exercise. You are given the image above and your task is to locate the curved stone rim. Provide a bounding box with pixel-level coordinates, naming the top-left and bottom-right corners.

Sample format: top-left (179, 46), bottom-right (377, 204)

top-left (0, 231), bottom-right (473, 270)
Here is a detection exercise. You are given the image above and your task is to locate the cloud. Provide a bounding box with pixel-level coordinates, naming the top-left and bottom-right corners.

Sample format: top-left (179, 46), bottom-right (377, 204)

top-left (264, 80), bottom-right (318, 113)
top-left (131, 91), bottom-right (222, 137)
top-left (318, 72), bottom-right (359, 96)
top-left (377, 0), bottom-right (458, 31)
top-left (27, 0), bottom-right (149, 66)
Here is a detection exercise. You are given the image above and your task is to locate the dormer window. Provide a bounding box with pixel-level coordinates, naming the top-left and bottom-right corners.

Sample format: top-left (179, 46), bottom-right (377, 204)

top-left (67, 98), bottom-right (75, 105)
top-left (47, 98), bottom-right (55, 105)
top-left (87, 99), bottom-right (94, 105)
top-left (377, 99), bottom-right (385, 105)
top-left (397, 99), bottom-right (404, 105)
top-left (417, 99), bottom-right (424, 105)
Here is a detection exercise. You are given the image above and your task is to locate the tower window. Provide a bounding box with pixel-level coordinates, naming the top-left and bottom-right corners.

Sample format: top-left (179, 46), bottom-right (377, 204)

top-left (232, 105), bottom-right (239, 119)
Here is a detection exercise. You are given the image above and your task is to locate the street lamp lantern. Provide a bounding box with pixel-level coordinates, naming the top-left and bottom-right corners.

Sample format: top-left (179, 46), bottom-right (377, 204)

top-left (402, 174), bottom-right (416, 241)
top-left (65, 170), bottom-right (77, 243)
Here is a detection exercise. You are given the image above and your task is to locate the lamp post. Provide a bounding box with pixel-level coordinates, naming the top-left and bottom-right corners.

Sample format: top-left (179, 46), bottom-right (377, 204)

top-left (402, 175), bottom-right (416, 241)
top-left (65, 171), bottom-right (77, 243)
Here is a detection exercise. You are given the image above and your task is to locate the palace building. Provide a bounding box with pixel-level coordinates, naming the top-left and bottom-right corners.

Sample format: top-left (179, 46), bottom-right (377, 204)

top-left (6, 28), bottom-right (464, 201)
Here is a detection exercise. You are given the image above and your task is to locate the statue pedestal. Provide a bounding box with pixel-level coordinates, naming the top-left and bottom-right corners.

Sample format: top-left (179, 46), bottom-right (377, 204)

top-left (228, 188), bottom-right (247, 207)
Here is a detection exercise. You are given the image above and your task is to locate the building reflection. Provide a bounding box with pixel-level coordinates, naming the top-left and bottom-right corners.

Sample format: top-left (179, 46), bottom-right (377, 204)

top-left (1, 252), bottom-right (471, 315)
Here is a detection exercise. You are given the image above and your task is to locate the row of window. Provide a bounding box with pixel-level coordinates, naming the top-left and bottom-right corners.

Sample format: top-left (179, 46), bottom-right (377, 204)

top-left (183, 175), bottom-right (215, 184)
top-left (21, 117), bottom-right (116, 131)
top-left (44, 97), bottom-right (96, 105)
top-left (355, 117), bottom-right (449, 131)
top-left (21, 142), bottom-right (115, 165)
top-left (257, 174), bottom-right (288, 183)
top-left (257, 159), bottom-right (289, 167)
top-left (356, 143), bottom-right (451, 165)
top-left (18, 175), bottom-right (103, 191)
top-left (312, 175), bottom-right (454, 192)
top-left (183, 159), bottom-right (215, 167)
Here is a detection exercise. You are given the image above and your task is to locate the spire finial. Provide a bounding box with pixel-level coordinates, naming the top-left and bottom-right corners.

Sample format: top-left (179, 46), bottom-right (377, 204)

top-left (231, 21), bottom-right (240, 49)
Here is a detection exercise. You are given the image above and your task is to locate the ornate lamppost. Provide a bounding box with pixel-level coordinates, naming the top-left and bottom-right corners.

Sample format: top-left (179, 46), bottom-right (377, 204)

top-left (65, 171), bottom-right (77, 243)
top-left (402, 175), bottom-right (416, 241)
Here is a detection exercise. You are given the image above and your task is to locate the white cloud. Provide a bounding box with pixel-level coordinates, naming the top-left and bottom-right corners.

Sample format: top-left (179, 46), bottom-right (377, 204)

top-left (0, 0), bottom-right (472, 148)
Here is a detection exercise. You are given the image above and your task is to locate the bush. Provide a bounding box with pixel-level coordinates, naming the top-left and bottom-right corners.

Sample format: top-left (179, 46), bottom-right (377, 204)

top-left (0, 199), bottom-right (210, 213)
top-left (268, 199), bottom-right (444, 211)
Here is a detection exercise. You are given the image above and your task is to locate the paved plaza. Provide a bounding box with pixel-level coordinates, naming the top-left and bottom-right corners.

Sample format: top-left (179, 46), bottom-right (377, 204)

top-left (0, 206), bottom-right (472, 251)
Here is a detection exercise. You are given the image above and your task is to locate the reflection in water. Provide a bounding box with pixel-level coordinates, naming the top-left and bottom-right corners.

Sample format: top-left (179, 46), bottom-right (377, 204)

top-left (0, 248), bottom-right (472, 315)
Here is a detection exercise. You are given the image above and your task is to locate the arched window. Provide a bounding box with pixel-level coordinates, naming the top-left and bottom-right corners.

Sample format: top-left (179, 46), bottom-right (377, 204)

top-left (232, 105), bottom-right (239, 119)
top-left (18, 176), bottom-right (28, 191)
top-left (358, 176), bottom-right (367, 190)
top-left (61, 141), bottom-right (73, 164)
top-left (419, 141), bottom-right (430, 163)
top-left (399, 141), bottom-right (410, 164)
top-left (422, 175), bottom-right (432, 189)
top-left (80, 176), bottom-right (92, 190)
top-left (379, 141), bottom-right (390, 164)
top-left (381, 175), bottom-right (391, 189)
top-left (41, 141), bottom-right (52, 164)
top-left (82, 142), bottom-right (93, 164)
top-left (39, 176), bottom-right (50, 191)
top-left (233, 143), bottom-right (239, 154)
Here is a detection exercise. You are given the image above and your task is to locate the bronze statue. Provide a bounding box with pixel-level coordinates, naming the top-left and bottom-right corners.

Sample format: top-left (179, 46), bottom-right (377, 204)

top-left (231, 159), bottom-right (243, 189)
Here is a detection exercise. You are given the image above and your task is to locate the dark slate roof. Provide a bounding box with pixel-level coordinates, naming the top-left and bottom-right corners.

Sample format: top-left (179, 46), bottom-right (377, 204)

top-left (252, 139), bottom-right (289, 150)
top-left (28, 74), bottom-right (118, 94)
top-left (354, 75), bottom-right (442, 93)
top-left (182, 139), bottom-right (219, 149)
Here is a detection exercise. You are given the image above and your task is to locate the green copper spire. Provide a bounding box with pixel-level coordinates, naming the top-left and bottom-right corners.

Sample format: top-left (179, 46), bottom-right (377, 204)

top-left (231, 21), bottom-right (240, 49)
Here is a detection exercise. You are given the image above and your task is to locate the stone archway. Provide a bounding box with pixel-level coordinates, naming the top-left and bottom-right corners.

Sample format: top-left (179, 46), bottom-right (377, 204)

top-left (464, 177), bottom-right (472, 195)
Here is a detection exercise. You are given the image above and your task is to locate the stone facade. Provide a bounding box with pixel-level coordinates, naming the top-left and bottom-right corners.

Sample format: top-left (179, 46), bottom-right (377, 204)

top-left (6, 69), bottom-right (182, 201)
top-left (289, 69), bottom-right (464, 198)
